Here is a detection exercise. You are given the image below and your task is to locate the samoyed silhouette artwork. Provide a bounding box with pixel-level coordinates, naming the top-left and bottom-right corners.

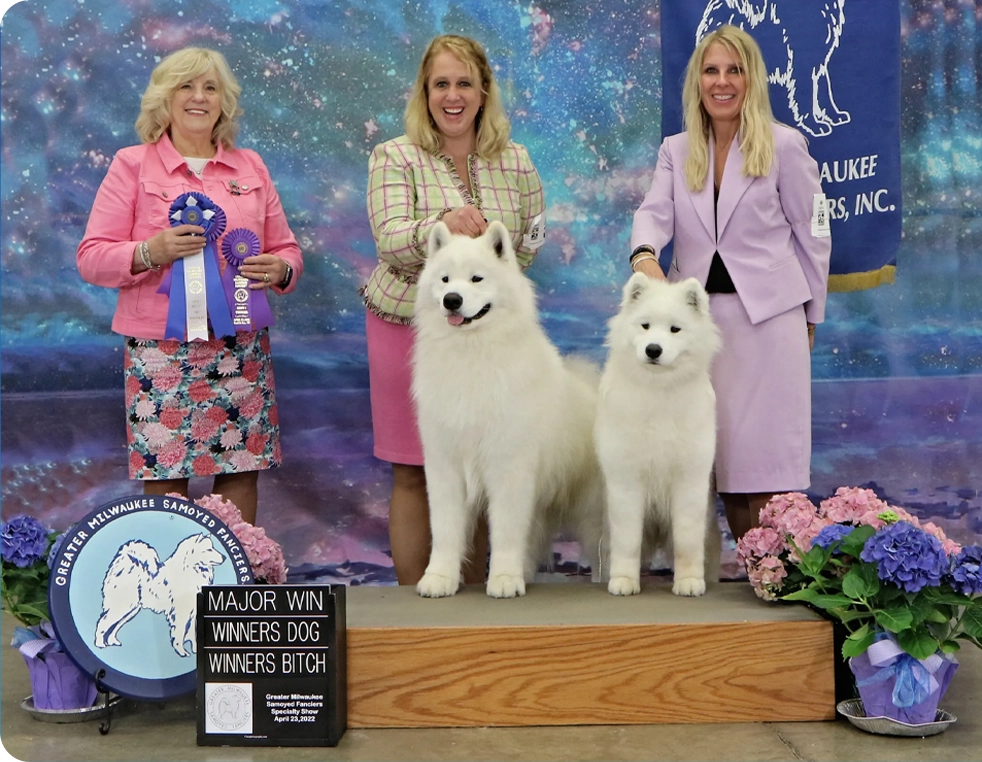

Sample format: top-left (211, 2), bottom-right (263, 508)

top-left (93, 534), bottom-right (225, 657)
top-left (698, 0), bottom-right (850, 137)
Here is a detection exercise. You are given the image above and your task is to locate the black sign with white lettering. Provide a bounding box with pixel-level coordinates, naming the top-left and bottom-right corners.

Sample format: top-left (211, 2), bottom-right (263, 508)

top-left (195, 585), bottom-right (346, 746)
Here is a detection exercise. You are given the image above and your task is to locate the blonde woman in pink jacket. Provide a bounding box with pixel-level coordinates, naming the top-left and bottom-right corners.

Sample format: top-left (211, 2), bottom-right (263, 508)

top-left (630, 26), bottom-right (831, 541)
top-left (77, 48), bottom-right (303, 524)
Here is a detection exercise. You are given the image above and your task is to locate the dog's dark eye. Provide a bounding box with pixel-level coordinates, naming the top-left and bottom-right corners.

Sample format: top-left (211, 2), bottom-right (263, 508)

top-left (670, 326), bottom-right (681, 333)
top-left (441, 276), bottom-right (449, 283)
top-left (641, 323), bottom-right (650, 330)
top-left (471, 275), bottom-right (483, 283)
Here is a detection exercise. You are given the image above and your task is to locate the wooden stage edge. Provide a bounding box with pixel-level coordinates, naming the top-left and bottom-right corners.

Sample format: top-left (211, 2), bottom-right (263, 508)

top-left (344, 580), bottom-right (835, 728)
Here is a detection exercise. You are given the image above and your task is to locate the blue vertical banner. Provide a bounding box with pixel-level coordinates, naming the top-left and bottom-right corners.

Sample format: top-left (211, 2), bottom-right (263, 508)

top-left (661, 1), bottom-right (901, 292)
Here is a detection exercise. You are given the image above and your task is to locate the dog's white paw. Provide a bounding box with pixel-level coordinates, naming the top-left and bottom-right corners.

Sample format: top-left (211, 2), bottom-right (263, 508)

top-left (417, 573), bottom-right (459, 598)
top-left (608, 576), bottom-right (641, 596)
top-left (672, 576), bottom-right (706, 597)
top-left (486, 574), bottom-right (525, 598)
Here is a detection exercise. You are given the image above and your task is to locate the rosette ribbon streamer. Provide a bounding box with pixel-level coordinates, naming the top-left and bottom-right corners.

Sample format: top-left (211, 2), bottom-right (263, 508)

top-left (221, 228), bottom-right (275, 331)
top-left (857, 636), bottom-right (946, 709)
top-left (158, 192), bottom-right (235, 340)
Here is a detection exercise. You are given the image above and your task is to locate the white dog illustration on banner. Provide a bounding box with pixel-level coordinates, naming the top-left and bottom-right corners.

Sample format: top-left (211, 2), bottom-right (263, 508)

top-left (698, 0), bottom-right (850, 137)
top-left (93, 534), bottom-right (225, 656)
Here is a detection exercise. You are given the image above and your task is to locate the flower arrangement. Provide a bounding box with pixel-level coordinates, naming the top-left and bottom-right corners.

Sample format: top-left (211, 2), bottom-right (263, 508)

top-left (192, 493), bottom-right (288, 584)
top-left (737, 488), bottom-right (982, 661)
top-left (1, 515), bottom-right (99, 710)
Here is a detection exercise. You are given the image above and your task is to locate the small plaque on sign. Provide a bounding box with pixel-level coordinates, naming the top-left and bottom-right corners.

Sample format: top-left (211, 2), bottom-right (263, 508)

top-left (196, 585), bottom-right (346, 747)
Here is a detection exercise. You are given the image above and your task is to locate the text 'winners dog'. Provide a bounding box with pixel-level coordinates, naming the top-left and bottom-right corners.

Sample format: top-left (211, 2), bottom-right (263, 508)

top-left (596, 275), bottom-right (722, 597)
top-left (413, 220), bottom-right (604, 599)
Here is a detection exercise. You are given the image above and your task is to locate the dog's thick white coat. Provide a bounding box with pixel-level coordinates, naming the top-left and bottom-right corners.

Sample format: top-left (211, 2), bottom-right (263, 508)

top-left (93, 533), bottom-right (224, 655)
top-left (413, 221), bottom-right (603, 598)
top-left (596, 274), bottom-right (721, 597)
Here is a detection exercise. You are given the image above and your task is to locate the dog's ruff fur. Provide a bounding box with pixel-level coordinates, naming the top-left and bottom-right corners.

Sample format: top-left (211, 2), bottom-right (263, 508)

top-left (413, 220), bottom-right (604, 598)
top-left (595, 274), bottom-right (722, 597)
top-left (93, 533), bottom-right (224, 656)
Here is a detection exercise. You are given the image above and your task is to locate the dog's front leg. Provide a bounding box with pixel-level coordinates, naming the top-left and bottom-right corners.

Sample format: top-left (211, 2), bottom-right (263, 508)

top-left (605, 480), bottom-right (647, 595)
top-left (417, 457), bottom-right (467, 598)
top-left (669, 476), bottom-right (711, 597)
top-left (484, 464), bottom-right (535, 598)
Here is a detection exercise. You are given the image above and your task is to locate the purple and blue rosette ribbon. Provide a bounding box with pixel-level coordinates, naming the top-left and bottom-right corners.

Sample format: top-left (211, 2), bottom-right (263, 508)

top-left (157, 192), bottom-right (235, 340)
top-left (221, 228), bottom-right (275, 331)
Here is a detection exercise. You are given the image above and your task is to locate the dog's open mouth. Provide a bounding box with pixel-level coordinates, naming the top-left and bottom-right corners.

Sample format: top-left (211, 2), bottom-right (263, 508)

top-left (447, 303), bottom-right (491, 327)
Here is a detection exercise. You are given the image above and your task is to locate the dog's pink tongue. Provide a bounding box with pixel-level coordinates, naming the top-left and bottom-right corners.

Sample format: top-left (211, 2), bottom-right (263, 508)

top-left (447, 314), bottom-right (465, 327)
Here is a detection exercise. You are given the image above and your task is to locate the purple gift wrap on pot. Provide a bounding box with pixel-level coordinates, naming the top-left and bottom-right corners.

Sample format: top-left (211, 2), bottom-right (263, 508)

top-left (849, 633), bottom-right (958, 724)
top-left (14, 623), bottom-right (98, 711)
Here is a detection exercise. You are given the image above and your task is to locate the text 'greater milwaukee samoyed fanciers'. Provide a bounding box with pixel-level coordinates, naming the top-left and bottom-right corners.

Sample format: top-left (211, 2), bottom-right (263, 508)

top-left (595, 274), bottom-right (722, 597)
top-left (412, 221), bottom-right (604, 599)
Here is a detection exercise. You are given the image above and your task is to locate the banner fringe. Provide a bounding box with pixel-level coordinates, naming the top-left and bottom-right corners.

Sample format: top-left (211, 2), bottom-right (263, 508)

top-left (828, 265), bottom-right (896, 293)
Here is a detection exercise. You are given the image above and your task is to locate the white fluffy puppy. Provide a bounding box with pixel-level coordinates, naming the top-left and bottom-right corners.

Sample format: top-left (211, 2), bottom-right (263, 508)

top-left (595, 274), bottom-right (722, 597)
top-left (413, 220), bottom-right (603, 599)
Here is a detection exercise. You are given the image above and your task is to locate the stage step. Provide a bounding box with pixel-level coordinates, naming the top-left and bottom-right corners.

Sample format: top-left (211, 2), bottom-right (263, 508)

top-left (345, 581), bottom-right (835, 727)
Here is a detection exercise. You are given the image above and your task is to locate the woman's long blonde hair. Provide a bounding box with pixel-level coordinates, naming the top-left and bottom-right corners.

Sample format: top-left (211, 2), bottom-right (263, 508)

top-left (135, 47), bottom-right (243, 150)
top-left (404, 35), bottom-right (510, 160)
top-left (681, 25), bottom-right (774, 192)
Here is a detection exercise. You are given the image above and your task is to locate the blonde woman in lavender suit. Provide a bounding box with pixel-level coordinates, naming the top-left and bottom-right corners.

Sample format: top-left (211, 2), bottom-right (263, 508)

top-left (630, 26), bottom-right (831, 541)
top-left (365, 35), bottom-right (545, 584)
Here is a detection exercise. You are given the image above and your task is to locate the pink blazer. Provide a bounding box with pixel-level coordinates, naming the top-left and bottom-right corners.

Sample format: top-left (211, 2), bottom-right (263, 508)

top-left (631, 123), bottom-right (830, 325)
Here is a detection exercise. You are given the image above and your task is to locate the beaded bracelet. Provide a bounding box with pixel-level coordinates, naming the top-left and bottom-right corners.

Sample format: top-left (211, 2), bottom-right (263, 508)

top-left (140, 240), bottom-right (161, 272)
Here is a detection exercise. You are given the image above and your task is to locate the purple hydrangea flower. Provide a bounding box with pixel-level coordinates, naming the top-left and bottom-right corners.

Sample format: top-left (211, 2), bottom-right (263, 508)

top-left (812, 523), bottom-right (853, 551)
top-left (950, 545), bottom-right (982, 596)
top-left (859, 521), bottom-right (947, 593)
top-left (1, 516), bottom-right (50, 568)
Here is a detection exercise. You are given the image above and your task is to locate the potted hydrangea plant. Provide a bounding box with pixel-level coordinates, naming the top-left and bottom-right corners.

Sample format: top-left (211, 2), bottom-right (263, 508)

top-left (737, 488), bottom-right (982, 726)
top-left (1, 515), bottom-right (99, 711)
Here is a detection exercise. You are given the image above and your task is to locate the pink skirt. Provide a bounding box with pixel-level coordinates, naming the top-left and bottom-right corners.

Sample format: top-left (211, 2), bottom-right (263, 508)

top-left (710, 294), bottom-right (811, 493)
top-left (365, 311), bottom-right (424, 466)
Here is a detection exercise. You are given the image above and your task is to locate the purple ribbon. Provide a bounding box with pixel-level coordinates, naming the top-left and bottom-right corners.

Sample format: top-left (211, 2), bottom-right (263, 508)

top-left (158, 192), bottom-right (235, 340)
top-left (220, 228), bottom-right (275, 331)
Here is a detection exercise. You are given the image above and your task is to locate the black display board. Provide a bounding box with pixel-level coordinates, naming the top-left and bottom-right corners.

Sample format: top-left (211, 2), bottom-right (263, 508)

top-left (195, 585), bottom-right (346, 746)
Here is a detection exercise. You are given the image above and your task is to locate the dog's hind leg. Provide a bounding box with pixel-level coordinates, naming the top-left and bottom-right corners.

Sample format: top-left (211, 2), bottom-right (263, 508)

top-left (94, 605), bottom-right (141, 648)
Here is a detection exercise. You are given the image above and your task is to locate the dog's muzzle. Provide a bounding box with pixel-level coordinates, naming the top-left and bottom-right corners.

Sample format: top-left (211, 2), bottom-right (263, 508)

top-left (443, 292), bottom-right (491, 327)
top-left (645, 343), bottom-right (663, 364)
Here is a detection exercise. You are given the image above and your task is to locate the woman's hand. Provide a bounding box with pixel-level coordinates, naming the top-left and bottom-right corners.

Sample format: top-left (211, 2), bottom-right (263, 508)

top-left (441, 206), bottom-right (488, 238)
top-left (239, 253), bottom-right (289, 291)
top-left (147, 224), bottom-right (208, 265)
top-left (807, 322), bottom-right (816, 352)
top-left (632, 257), bottom-right (667, 280)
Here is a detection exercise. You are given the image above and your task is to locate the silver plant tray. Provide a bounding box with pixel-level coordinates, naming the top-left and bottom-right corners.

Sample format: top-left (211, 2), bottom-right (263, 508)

top-left (837, 699), bottom-right (956, 737)
top-left (21, 694), bottom-right (122, 724)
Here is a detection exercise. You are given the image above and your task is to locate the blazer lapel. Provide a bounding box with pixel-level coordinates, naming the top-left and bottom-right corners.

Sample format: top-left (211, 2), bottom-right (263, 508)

top-left (691, 141), bottom-right (715, 241)
top-left (715, 133), bottom-right (754, 241)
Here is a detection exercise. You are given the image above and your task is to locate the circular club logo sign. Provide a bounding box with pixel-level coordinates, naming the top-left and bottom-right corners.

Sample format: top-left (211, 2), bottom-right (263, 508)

top-left (48, 495), bottom-right (254, 700)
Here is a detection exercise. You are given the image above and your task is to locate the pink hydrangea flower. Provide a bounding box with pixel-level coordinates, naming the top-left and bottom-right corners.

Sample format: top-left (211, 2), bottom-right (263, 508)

top-left (746, 555), bottom-right (787, 601)
top-left (736, 526), bottom-right (784, 564)
top-left (193, 494), bottom-right (288, 584)
top-left (819, 487), bottom-right (890, 524)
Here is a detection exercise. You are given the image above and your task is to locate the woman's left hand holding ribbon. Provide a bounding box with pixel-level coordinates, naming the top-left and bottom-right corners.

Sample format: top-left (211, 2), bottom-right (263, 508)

top-left (238, 253), bottom-right (290, 290)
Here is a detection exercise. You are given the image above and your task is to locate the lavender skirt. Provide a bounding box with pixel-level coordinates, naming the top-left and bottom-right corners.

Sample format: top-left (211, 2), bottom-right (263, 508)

top-left (709, 293), bottom-right (812, 493)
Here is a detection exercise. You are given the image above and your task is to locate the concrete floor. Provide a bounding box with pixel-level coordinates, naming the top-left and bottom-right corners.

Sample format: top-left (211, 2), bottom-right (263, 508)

top-left (2, 610), bottom-right (980, 762)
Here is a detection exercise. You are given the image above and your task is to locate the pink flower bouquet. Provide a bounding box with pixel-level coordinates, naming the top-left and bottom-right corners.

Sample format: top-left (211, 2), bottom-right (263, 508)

top-left (191, 494), bottom-right (289, 584)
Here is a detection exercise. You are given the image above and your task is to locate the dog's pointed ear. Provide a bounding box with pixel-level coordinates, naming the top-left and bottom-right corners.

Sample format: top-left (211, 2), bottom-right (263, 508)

top-left (622, 271), bottom-right (650, 306)
top-left (428, 221), bottom-right (452, 257)
top-left (485, 220), bottom-right (513, 260)
top-left (682, 277), bottom-right (710, 315)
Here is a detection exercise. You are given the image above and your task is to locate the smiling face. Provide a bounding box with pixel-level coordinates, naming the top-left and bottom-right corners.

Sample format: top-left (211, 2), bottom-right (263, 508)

top-left (426, 51), bottom-right (484, 150)
top-left (168, 69), bottom-right (222, 154)
top-left (699, 42), bottom-right (747, 130)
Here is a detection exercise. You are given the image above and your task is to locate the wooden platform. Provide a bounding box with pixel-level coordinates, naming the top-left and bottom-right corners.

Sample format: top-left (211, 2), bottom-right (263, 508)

top-left (345, 580), bottom-right (835, 727)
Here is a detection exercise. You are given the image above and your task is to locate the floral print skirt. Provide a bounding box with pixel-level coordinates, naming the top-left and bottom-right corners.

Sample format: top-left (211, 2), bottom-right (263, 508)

top-left (124, 330), bottom-right (281, 481)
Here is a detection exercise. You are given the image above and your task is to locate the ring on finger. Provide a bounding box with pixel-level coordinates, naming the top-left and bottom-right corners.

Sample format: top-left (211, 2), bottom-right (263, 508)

top-left (263, 272), bottom-right (270, 284)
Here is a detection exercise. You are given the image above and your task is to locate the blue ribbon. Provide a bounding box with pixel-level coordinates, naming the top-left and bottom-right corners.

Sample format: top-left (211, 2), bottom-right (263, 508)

top-left (857, 635), bottom-right (943, 709)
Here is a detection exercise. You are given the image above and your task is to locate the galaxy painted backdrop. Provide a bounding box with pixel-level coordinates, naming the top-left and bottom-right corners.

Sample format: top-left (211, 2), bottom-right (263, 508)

top-left (2, 0), bottom-right (980, 584)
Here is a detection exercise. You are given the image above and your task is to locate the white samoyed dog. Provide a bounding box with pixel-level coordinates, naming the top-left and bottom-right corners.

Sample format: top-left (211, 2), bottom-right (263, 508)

top-left (413, 220), bottom-right (604, 599)
top-left (595, 274), bottom-right (722, 597)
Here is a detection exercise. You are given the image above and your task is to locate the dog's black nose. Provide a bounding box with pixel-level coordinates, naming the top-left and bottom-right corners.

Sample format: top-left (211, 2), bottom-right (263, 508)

top-left (443, 292), bottom-right (463, 311)
top-left (645, 344), bottom-right (662, 360)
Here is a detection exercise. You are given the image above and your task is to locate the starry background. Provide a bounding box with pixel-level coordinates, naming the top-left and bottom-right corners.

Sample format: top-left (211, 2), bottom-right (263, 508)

top-left (2, 0), bottom-right (980, 583)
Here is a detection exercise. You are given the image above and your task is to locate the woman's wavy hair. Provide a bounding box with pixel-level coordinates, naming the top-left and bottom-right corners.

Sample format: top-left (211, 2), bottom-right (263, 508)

top-left (404, 35), bottom-right (510, 159)
top-left (681, 25), bottom-right (774, 191)
top-left (135, 47), bottom-right (243, 150)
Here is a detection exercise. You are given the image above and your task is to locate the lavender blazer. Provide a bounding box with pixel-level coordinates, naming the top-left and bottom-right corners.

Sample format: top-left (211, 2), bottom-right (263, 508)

top-left (631, 123), bottom-right (831, 325)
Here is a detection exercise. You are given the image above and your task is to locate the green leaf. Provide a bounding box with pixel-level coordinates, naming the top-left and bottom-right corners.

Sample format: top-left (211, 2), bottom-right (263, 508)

top-left (842, 631), bottom-right (876, 659)
top-left (940, 640), bottom-right (961, 654)
top-left (961, 605), bottom-right (982, 640)
top-left (897, 629), bottom-right (940, 661)
top-left (810, 594), bottom-right (855, 610)
top-left (781, 587), bottom-right (819, 603)
top-left (874, 607), bottom-right (914, 633)
top-left (842, 567), bottom-right (877, 599)
top-left (840, 525), bottom-right (876, 557)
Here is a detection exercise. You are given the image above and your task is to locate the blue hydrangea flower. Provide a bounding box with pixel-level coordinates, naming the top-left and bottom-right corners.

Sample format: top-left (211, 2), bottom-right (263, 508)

top-left (859, 521), bottom-right (947, 593)
top-left (812, 523), bottom-right (853, 551)
top-left (950, 545), bottom-right (982, 596)
top-left (1, 516), bottom-right (50, 568)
